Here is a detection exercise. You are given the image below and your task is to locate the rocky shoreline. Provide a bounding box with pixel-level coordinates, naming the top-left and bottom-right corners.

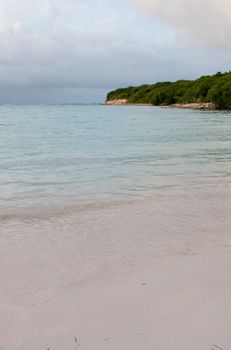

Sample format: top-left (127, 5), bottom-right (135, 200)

top-left (105, 99), bottom-right (152, 106)
top-left (105, 99), bottom-right (216, 109)
top-left (171, 102), bottom-right (215, 109)
top-left (105, 99), bottom-right (128, 105)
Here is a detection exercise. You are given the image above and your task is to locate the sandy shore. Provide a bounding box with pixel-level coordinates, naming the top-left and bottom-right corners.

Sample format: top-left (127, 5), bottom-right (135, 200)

top-left (0, 183), bottom-right (231, 350)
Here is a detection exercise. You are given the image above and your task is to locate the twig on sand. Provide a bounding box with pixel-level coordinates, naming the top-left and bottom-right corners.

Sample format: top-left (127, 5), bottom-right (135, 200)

top-left (46, 336), bottom-right (80, 350)
top-left (212, 345), bottom-right (223, 350)
top-left (74, 337), bottom-right (80, 349)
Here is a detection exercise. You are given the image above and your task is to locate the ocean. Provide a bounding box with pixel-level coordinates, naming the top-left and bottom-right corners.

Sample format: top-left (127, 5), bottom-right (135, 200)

top-left (0, 104), bottom-right (230, 213)
top-left (1, 104), bottom-right (231, 350)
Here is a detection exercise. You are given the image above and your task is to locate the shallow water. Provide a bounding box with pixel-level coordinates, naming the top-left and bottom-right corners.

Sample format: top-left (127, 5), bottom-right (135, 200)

top-left (0, 104), bottom-right (231, 212)
top-left (1, 105), bottom-right (231, 350)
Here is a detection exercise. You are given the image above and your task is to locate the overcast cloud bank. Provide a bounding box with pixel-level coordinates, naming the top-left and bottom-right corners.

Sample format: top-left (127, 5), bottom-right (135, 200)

top-left (131, 0), bottom-right (231, 48)
top-left (0, 0), bottom-right (230, 102)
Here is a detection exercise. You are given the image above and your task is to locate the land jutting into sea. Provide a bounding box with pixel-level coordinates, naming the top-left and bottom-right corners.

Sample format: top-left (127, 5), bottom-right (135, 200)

top-left (105, 71), bottom-right (231, 109)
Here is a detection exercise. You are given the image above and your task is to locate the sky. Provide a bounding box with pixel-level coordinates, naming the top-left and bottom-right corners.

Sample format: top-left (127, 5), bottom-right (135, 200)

top-left (0, 0), bottom-right (230, 103)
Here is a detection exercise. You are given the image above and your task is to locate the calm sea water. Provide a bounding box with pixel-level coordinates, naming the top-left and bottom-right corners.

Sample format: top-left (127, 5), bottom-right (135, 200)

top-left (0, 104), bottom-right (230, 211)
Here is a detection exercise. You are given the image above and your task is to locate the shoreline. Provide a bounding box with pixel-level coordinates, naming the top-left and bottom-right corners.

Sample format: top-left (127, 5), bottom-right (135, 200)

top-left (105, 99), bottom-right (228, 110)
top-left (170, 102), bottom-right (215, 109)
top-left (1, 183), bottom-right (231, 349)
top-left (104, 99), bottom-right (152, 106)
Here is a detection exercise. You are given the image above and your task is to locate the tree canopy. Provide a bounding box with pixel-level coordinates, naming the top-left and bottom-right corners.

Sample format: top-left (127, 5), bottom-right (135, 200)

top-left (106, 72), bottom-right (231, 108)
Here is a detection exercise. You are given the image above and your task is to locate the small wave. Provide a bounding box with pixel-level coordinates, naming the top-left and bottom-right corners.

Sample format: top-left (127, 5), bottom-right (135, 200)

top-left (0, 198), bottom-right (142, 222)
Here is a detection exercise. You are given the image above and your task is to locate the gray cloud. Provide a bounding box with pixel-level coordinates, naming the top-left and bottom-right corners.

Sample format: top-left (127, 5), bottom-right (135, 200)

top-left (131, 0), bottom-right (231, 48)
top-left (0, 0), bottom-right (177, 90)
top-left (0, 0), bottom-right (230, 102)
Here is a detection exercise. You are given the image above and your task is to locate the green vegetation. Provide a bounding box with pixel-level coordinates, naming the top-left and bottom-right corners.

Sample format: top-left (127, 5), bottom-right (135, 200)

top-left (106, 71), bottom-right (231, 108)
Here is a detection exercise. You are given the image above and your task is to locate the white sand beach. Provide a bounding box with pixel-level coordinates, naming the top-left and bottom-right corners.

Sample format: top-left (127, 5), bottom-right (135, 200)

top-left (0, 183), bottom-right (231, 350)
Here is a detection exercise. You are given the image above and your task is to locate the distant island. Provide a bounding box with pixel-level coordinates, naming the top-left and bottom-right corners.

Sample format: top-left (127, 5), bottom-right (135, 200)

top-left (105, 71), bottom-right (231, 109)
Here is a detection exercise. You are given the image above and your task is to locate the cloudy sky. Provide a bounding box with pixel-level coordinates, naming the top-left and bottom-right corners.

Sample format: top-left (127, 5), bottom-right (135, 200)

top-left (0, 0), bottom-right (230, 103)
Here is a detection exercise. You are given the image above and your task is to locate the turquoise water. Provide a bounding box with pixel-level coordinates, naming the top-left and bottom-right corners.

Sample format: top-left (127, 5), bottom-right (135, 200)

top-left (0, 105), bottom-right (231, 210)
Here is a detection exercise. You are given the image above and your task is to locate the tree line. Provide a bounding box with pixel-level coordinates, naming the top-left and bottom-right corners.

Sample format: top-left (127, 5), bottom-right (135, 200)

top-left (106, 71), bottom-right (231, 108)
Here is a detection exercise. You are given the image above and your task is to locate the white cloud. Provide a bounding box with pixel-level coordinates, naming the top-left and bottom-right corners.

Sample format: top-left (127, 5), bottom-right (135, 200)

top-left (130, 0), bottom-right (231, 48)
top-left (0, 0), bottom-right (175, 89)
top-left (0, 0), bottom-right (58, 35)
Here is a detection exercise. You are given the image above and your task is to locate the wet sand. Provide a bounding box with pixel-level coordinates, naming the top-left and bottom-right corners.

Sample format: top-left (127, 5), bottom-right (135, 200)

top-left (0, 183), bottom-right (231, 350)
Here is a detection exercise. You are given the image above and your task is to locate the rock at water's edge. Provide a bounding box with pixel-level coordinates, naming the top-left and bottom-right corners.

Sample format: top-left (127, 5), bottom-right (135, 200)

top-left (105, 99), bottom-right (127, 105)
